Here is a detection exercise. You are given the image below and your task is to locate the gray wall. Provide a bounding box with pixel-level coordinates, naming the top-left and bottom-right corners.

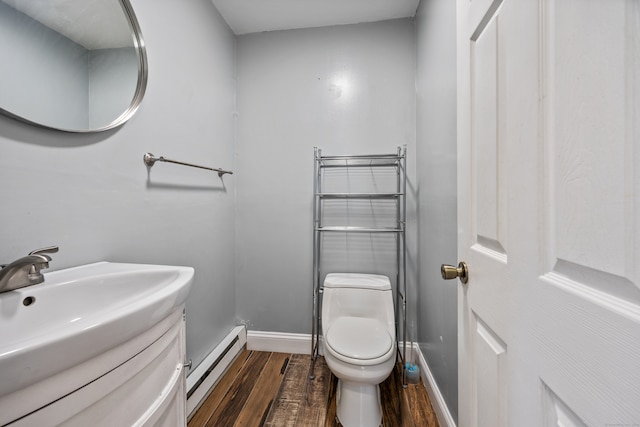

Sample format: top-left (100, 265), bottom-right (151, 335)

top-left (415, 0), bottom-right (458, 421)
top-left (235, 20), bottom-right (417, 334)
top-left (0, 0), bottom-right (237, 373)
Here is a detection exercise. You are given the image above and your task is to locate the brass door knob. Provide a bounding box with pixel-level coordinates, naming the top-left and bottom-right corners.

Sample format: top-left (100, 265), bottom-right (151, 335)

top-left (441, 262), bottom-right (469, 284)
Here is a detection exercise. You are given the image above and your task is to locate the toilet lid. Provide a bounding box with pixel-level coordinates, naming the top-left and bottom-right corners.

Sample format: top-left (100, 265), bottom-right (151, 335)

top-left (325, 317), bottom-right (393, 360)
top-left (323, 273), bottom-right (391, 291)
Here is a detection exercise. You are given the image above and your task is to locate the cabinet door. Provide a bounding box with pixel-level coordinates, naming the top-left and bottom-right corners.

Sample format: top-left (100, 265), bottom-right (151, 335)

top-left (10, 317), bottom-right (187, 427)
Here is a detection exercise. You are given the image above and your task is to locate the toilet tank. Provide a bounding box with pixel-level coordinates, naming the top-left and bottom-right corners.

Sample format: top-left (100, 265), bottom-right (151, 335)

top-left (322, 273), bottom-right (394, 323)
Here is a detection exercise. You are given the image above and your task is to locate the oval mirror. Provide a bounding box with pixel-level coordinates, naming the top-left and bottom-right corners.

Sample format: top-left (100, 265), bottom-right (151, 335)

top-left (0, 0), bottom-right (147, 133)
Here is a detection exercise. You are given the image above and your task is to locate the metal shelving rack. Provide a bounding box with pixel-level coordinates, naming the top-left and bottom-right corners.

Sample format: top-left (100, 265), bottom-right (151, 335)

top-left (311, 146), bottom-right (408, 385)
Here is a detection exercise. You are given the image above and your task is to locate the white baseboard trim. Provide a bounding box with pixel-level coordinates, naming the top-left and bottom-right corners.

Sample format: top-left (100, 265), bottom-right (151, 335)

top-left (186, 325), bottom-right (246, 419)
top-left (413, 343), bottom-right (457, 427)
top-left (246, 330), bottom-right (314, 355)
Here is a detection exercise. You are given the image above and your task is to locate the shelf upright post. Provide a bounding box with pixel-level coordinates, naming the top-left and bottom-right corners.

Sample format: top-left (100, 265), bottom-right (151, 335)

top-left (310, 147), bottom-right (321, 378)
top-left (394, 148), bottom-right (401, 384)
top-left (398, 144), bottom-right (407, 388)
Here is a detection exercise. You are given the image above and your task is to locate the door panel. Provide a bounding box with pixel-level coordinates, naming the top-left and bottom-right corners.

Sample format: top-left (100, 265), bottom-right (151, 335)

top-left (472, 316), bottom-right (507, 427)
top-left (472, 12), bottom-right (507, 255)
top-left (457, 0), bottom-right (640, 426)
top-left (542, 384), bottom-right (588, 427)
top-left (543, 0), bottom-right (640, 299)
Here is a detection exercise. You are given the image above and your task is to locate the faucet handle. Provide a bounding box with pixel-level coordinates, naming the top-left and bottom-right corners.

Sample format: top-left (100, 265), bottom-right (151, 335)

top-left (29, 246), bottom-right (59, 256)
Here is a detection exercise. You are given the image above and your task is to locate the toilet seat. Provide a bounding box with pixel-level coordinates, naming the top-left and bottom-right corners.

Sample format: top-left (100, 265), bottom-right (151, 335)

top-left (325, 316), bottom-right (393, 365)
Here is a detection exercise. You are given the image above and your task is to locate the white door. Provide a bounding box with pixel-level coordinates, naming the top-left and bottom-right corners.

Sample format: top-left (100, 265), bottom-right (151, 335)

top-left (453, 0), bottom-right (640, 426)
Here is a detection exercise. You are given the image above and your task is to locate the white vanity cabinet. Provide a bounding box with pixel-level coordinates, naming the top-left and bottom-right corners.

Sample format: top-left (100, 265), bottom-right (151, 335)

top-left (5, 308), bottom-right (187, 427)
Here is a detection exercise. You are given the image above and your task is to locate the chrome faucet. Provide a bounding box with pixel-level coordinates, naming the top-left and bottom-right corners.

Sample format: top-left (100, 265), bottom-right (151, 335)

top-left (0, 246), bottom-right (59, 293)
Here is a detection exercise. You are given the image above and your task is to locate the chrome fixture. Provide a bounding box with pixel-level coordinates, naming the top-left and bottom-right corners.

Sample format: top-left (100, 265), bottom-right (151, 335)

top-left (0, 246), bottom-right (58, 292)
top-left (143, 153), bottom-right (233, 178)
top-left (311, 146), bottom-right (408, 385)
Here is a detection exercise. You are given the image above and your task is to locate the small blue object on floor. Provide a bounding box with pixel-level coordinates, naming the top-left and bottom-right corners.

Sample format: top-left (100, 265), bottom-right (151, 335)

top-left (405, 362), bottom-right (421, 384)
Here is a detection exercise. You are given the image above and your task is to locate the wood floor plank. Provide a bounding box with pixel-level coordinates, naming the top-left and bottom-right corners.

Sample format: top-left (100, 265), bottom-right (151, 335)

top-left (406, 380), bottom-right (439, 427)
top-left (262, 399), bottom-right (300, 427)
top-left (273, 353), bottom-right (310, 401)
top-left (234, 352), bottom-right (290, 427)
top-left (263, 354), bottom-right (309, 425)
top-left (204, 351), bottom-right (271, 427)
top-left (188, 349), bottom-right (253, 427)
top-left (264, 354), bottom-right (333, 427)
top-left (293, 356), bottom-right (332, 427)
top-left (323, 374), bottom-right (339, 427)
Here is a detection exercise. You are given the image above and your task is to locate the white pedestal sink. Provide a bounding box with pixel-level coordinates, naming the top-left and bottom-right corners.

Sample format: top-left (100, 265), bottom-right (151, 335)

top-left (0, 262), bottom-right (194, 426)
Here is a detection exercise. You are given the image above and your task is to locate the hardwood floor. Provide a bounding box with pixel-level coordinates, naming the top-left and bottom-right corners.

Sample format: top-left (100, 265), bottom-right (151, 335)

top-left (188, 350), bottom-right (439, 427)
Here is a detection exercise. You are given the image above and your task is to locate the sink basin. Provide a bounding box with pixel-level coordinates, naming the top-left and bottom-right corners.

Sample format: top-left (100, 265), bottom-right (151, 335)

top-left (0, 262), bottom-right (194, 398)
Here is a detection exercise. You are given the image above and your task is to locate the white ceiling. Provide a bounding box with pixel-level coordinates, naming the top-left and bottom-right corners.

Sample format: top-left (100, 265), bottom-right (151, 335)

top-left (212, 0), bottom-right (420, 35)
top-left (2, 0), bottom-right (419, 49)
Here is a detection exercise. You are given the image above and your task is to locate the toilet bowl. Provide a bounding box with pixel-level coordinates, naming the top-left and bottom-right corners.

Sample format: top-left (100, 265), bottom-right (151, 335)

top-left (321, 273), bottom-right (396, 427)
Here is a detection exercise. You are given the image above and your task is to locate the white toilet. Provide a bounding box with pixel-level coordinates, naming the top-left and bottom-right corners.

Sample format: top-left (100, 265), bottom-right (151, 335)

top-left (321, 273), bottom-right (396, 427)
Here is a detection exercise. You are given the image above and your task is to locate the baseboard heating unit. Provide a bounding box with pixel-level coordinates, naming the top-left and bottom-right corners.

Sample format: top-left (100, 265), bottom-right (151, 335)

top-left (186, 326), bottom-right (246, 419)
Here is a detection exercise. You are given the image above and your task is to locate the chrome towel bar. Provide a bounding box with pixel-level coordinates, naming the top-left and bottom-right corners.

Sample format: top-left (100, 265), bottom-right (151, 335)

top-left (143, 153), bottom-right (233, 177)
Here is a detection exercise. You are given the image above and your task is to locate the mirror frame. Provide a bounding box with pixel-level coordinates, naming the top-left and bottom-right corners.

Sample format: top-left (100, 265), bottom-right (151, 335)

top-left (0, 0), bottom-right (148, 133)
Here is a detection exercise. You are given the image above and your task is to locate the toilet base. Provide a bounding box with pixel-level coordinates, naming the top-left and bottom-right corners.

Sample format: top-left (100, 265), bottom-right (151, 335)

top-left (336, 379), bottom-right (382, 427)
